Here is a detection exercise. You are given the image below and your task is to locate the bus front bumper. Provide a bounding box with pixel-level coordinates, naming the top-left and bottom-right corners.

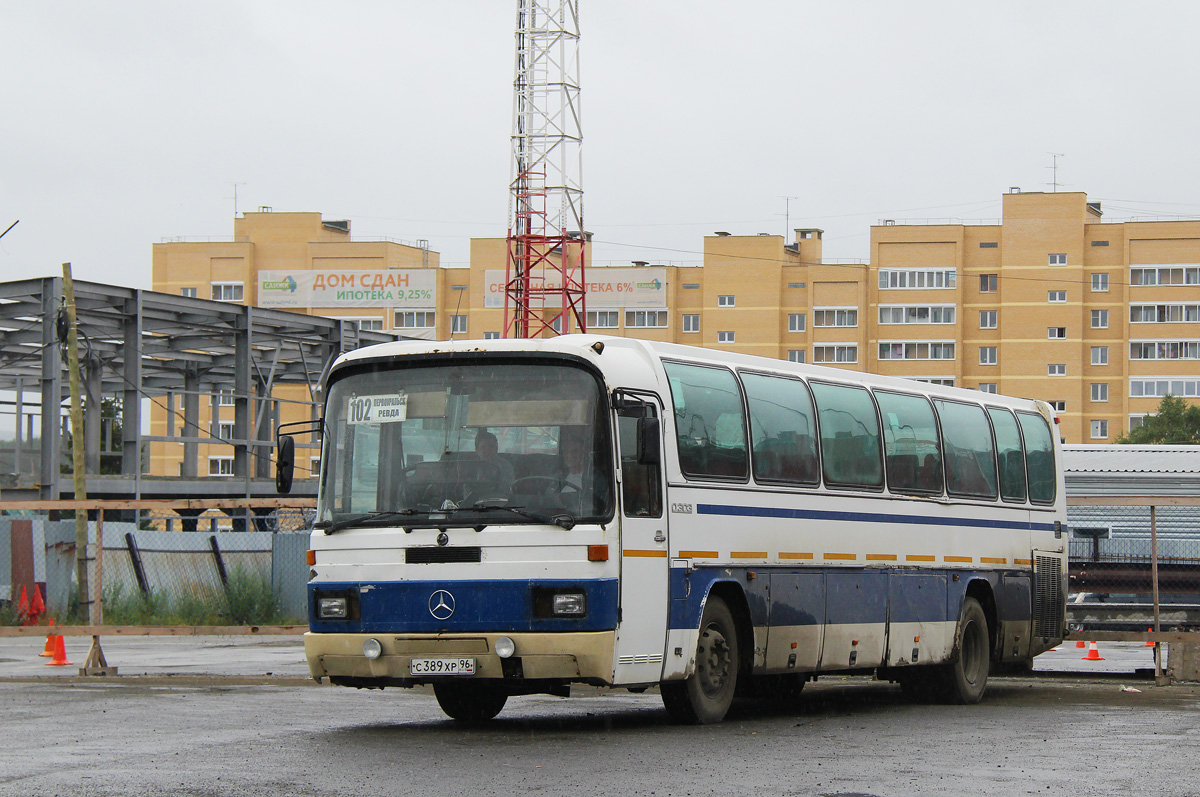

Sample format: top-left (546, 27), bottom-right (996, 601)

top-left (304, 631), bottom-right (616, 685)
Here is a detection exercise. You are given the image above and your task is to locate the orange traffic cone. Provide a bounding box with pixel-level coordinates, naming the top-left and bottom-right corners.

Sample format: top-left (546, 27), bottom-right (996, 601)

top-left (29, 586), bottom-right (45, 624)
top-left (38, 618), bottom-right (57, 657)
top-left (46, 634), bottom-right (72, 667)
top-left (1082, 641), bottom-right (1104, 661)
top-left (1144, 628), bottom-right (1156, 647)
top-left (1075, 639), bottom-right (1087, 648)
top-left (17, 585), bottom-right (30, 625)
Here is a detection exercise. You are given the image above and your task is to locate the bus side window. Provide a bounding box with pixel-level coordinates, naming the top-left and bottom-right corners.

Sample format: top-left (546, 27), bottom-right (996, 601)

top-left (741, 372), bottom-right (819, 486)
top-left (810, 382), bottom-right (883, 489)
top-left (618, 404), bottom-right (662, 518)
top-left (935, 400), bottom-right (998, 500)
top-left (1016, 411), bottom-right (1056, 505)
top-left (663, 362), bottom-right (748, 481)
top-left (987, 408), bottom-right (1027, 502)
top-left (874, 390), bottom-right (942, 496)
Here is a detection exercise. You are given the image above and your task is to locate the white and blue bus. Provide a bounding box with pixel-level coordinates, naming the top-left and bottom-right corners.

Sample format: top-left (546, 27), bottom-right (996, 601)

top-left (279, 335), bottom-right (1066, 723)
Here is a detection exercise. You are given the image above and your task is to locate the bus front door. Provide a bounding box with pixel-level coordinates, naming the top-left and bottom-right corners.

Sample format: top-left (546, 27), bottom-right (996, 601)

top-left (612, 400), bottom-right (669, 685)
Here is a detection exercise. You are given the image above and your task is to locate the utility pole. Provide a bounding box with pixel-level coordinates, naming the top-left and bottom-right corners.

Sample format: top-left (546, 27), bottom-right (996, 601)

top-left (61, 263), bottom-right (90, 618)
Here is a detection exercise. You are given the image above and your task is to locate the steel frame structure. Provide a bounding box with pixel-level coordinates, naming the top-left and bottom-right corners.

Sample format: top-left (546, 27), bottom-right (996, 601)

top-left (0, 278), bottom-right (396, 514)
top-left (505, 0), bottom-right (587, 338)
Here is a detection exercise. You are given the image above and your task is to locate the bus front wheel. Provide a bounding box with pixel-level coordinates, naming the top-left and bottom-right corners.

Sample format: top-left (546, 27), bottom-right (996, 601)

top-left (433, 682), bottom-right (508, 722)
top-left (661, 595), bottom-right (740, 724)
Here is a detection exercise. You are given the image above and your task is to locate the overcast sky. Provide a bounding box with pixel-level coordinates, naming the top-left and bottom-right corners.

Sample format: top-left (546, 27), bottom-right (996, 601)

top-left (4, 1), bottom-right (1200, 289)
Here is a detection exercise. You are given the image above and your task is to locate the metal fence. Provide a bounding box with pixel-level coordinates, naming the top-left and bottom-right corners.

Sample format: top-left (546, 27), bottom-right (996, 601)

top-left (1, 500), bottom-right (314, 628)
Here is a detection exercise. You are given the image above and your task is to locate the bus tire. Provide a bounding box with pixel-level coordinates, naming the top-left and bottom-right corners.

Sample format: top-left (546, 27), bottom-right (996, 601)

top-left (661, 595), bottom-right (740, 724)
top-left (433, 682), bottom-right (508, 722)
top-left (942, 596), bottom-right (990, 704)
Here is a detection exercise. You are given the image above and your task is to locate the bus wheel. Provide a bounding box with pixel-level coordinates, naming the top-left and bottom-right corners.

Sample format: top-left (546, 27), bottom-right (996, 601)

top-left (433, 682), bottom-right (508, 721)
top-left (943, 596), bottom-right (990, 704)
top-left (661, 595), bottom-right (740, 724)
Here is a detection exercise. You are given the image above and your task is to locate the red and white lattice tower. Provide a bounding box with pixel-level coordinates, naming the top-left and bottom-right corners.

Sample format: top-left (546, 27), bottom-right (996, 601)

top-left (505, 0), bottom-right (586, 338)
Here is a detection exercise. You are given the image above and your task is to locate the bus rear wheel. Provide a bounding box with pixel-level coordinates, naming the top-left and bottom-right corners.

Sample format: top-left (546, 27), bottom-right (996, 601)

top-left (661, 595), bottom-right (740, 724)
top-left (943, 596), bottom-right (990, 704)
top-left (433, 682), bottom-right (508, 722)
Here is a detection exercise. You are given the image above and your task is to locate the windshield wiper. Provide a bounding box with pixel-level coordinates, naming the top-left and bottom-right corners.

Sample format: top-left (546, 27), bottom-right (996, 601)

top-left (320, 509), bottom-right (421, 534)
top-left (457, 502), bottom-right (577, 530)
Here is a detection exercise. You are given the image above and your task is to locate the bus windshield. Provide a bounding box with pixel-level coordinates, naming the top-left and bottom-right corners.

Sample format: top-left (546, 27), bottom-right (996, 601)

top-left (317, 359), bottom-right (613, 528)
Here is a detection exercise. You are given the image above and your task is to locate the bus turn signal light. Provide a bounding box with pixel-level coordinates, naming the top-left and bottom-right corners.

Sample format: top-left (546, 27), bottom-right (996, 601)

top-left (588, 545), bottom-right (609, 562)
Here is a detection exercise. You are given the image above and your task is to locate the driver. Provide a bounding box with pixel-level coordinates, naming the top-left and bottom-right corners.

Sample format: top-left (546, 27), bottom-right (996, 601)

top-left (473, 430), bottom-right (515, 493)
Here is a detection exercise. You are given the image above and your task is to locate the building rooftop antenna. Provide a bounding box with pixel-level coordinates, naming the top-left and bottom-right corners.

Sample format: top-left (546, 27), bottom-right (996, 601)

top-left (1047, 153), bottom-right (1065, 193)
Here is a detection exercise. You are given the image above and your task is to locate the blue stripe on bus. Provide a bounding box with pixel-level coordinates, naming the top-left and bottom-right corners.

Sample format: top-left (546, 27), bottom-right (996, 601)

top-left (309, 579), bottom-right (618, 634)
top-left (696, 502), bottom-right (1056, 532)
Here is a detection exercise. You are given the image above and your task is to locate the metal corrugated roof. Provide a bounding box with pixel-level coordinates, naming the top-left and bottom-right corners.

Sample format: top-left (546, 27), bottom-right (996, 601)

top-left (1064, 445), bottom-right (1200, 474)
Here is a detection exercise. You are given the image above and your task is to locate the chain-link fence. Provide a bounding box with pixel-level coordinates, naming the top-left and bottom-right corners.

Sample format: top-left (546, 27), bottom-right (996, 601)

top-left (1, 501), bottom-right (314, 627)
top-left (1067, 502), bottom-right (1200, 634)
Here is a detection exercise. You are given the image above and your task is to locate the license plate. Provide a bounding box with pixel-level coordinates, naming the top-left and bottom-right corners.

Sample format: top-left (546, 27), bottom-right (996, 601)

top-left (409, 657), bottom-right (476, 676)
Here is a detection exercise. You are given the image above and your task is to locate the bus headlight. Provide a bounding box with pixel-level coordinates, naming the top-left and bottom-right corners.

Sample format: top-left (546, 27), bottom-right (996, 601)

top-left (552, 592), bottom-right (587, 616)
top-left (317, 597), bottom-right (348, 619)
top-left (495, 636), bottom-right (516, 658)
top-left (362, 638), bottom-right (383, 660)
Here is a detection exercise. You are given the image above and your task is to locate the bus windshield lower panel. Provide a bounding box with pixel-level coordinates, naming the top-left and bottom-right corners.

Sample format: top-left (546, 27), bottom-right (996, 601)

top-left (318, 360), bottom-right (613, 527)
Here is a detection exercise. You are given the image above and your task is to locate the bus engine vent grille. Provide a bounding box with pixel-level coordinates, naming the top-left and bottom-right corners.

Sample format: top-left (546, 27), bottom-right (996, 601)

top-left (1033, 555), bottom-right (1064, 639)
top-left (406, 547), bottom-right (482, 564)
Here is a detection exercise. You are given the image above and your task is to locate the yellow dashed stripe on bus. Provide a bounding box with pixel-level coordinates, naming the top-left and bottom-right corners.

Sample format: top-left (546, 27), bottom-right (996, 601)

top-left (779, 552), bottom-right (814, 560)
top-left (980, 556), bottom-right (1008, 564)
top-left (944, 555), bottom-right (973, 563)
top-left (623, 549), bottom-right (668, 558)
top-left (824, 553), bottom-right (857, 561)
top-left (679, 550), bottom-right (719, 559)
top-left (731, 551), bottom-right (768, 559)
top-left (907, 554), bottom-right (936, 562)
top-left (866, 553), bottom-right (898, 562)
top-left (1014, 558), bottom-right (1033, 566)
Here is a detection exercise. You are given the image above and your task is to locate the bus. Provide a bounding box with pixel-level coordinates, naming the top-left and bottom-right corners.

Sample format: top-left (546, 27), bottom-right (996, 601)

top-left (277, 335), bottom-right (1067, 724)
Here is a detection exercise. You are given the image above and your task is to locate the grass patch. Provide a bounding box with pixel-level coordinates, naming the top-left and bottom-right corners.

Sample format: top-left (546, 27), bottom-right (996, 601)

top-left (98, 567), bottom-right (291, 626)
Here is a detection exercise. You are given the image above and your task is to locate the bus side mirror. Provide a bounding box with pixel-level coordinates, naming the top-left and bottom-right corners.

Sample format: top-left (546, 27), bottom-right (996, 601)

top-left (637, 416), bottom-right (661, 465)
top-left (276, 435), bottom-right (295, 494)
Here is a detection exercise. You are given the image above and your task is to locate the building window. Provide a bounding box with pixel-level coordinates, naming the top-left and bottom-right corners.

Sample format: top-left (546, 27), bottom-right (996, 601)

top-left (395, 310), bottom-right (435, 328)
top-left (878, 342), bottom-right (955, 360)
top-left (309, 457), bottom-right (321, 476)
top-left (681, 313), bottom-right (699, 333)
top-left (788, 313), bottom-right (807, 332)
top-left (980, 274), bottom-right (998, 293)
top-left (208, 457), bottom-right (234, 476)
top-left (1091, 309), bottom-right (1108, 329)
top-left (216, 388), bottom-right (235, 406)
top-left (1130, 303), bottom-right (1200, 323)
top-left (1130, 379), bottom-right (1200, 398)
top-left (787, 282), bottom-right (806, 289)
top-left (1090, 420), bottom-right (1109, 439)
top-left (717, 295), bottom-right (735, 307)
top-left (180, 287), bottom-right (197, 298)
top-left (1130, 340), bottom-right (1200, 360)
top-left (682, 283), bottom-right (701, 290)
top-left (625, 310), bottom-right (667, 328)
top-left (1091, 383), bottom-right (1109, 402)
top-left (355, 318), bottom-right (383, 331)
top-left (978, 383), bottom-right (998, 394)
top-left (216, 421), bottom-right (235, 440)
top-left (211, 282), bottom-right (244, 302)
top-left (1050, 401), bottom-right (1066, 412)
top-left (451, 315), bottom-right (468, 334)
top-left (1091, 346), bottom-right (1109, 365)
top-left (1091, 240), bottom-right (1110, 247)
top-left (979, 310), bottom-right (998, 329)
top-left (483, 332), bottom-right (501, 340)
top-left (979, 346), bottom-right (998, 365)
top-left (1131, 266), bottom-right (1200, 286)
top-left (915, 377), bottom-right (955, 386)
top-left (787, 349), bottom-right (805, 363)
top-left (1048, 327), bottom-right (1066, 339)
top-left (1129, 414), bottom-right (1149, 431)
top-left (813, 308), bottom-right (858, 327)
top-left (979, 242), bottom-right (998, 249)
top-left (879, 269), bottom-right (956, 290)
top-left (1048, 364), bottom-right (1066, 376)
top-left (1091, 273), bottom-right (1109, 292)
top-left (814, 344), bottom-right (857, 363)
top-left (550, 316), bottom-right (563, 333)
top-left (717, 331), bottom-right (735, 343)
top-left (879, 305), bottom-right (956, 325)
top-left (588, 311), bottom-right (619, 328)
top-left (451, 284), bottom-right (468, 292)
top-left (1049, 253), bottom-right (1067, 266)
top-left (1048, 291), bottom-right (1067, 303)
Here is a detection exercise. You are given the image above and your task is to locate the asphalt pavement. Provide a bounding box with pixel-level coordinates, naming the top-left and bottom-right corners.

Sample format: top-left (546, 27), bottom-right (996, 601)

top-left (0, 632), bottom-right (1174, 681)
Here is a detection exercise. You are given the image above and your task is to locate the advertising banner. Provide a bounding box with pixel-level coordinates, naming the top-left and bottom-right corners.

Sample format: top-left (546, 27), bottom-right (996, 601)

top-left (483, 267), bottom-right (666, 309)
top-left (258, 270), bottom-right (437, 308)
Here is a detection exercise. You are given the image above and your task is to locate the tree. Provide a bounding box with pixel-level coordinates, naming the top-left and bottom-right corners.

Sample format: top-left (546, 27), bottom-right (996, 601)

top-left (1116, 394), bottom-right (1200, 444)
top-left (60, 396), bottom-right (125, 474)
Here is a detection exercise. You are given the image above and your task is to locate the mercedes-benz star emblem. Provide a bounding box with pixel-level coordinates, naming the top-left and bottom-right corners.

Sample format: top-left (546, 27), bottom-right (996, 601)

top-left (428, 590), bottom-right (456, 620)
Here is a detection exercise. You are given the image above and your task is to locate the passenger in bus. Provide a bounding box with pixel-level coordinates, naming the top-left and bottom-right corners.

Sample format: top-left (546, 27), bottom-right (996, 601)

top-left (473, 430), bottom-right (516, 494)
